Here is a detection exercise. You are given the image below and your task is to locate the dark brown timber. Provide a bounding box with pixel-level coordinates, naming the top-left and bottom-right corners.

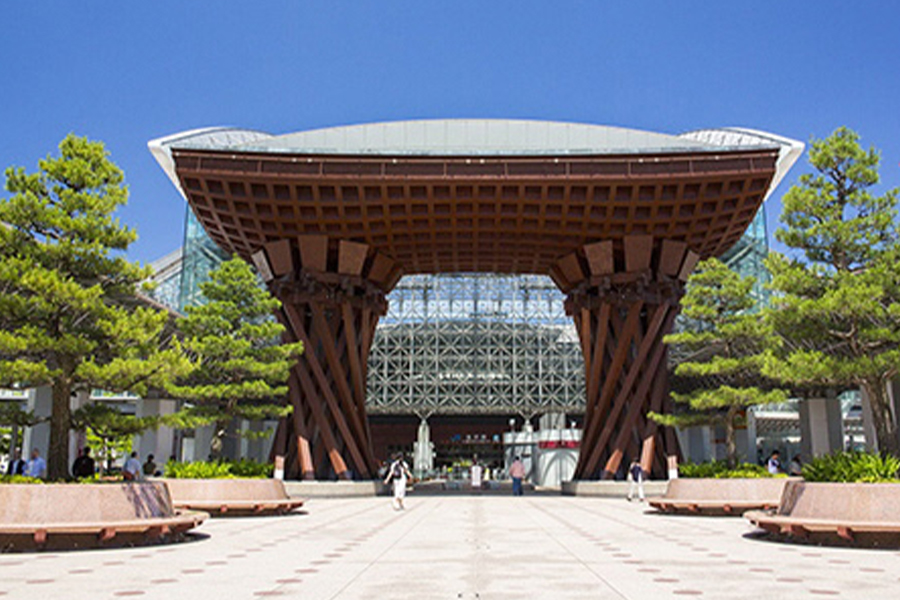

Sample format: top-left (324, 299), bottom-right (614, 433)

top-left (173, 147), bottom-right (778, 480)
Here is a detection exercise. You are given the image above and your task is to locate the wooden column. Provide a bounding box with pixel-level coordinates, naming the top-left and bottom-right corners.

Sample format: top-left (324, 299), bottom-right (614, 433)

top-left (252, 237), bottom-right (401, 480)
top-left (553, 237), bottom-right (699, 480)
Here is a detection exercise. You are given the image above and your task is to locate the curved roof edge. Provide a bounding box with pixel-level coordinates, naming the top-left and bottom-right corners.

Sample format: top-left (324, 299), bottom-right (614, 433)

top-left (149, 121), bottom-right (802, 202)
top-left (680, 127), bottom-right (805, 202)
top-left (149, 127), bottom-right (273, 198)
top-left (229, 119), bottom-right (722, 157)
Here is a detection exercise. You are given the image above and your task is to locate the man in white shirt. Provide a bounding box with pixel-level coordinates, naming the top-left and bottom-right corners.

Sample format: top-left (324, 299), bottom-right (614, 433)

top-left (471, 461), bottom-right (483, 490)
top-left (26, 448), bottom-right (47, 479)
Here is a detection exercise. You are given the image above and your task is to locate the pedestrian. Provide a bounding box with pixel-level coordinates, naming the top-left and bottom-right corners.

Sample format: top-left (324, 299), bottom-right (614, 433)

top-left (123, 451), bottom-right (142, 481)
top-left (471, 458), bottom-right (483, 491)
top-left (72, 447), bottom-right (96, 479)
top-left (627, 460), bottom-right (645, 502)
top-left (26, 448), bottom-right (47, 479)
top-left (142, 454), bottom-right (158, 477)
top-left (767, 450), bottom-right (782, 475)
top-left (383, 452), bottom-right (412, 510)
top-left (509, 456), bottom-right (526, 496)
top-left (6, 450), bottom-right (26, 476)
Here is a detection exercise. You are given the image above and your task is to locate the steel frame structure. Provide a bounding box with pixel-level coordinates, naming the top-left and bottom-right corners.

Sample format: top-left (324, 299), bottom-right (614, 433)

top-left (366, 274), bottom-right (584, 417)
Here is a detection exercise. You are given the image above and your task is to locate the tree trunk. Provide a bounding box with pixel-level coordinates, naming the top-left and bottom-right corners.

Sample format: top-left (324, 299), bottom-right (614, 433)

top-left (863, 379), bottom-right (900, 456)
top-left (102, 438), bottom-right (112, 475)
top-left (725, 408), bottom-right (738, 470)
top-left (48, 378), bottom-right (72, 480)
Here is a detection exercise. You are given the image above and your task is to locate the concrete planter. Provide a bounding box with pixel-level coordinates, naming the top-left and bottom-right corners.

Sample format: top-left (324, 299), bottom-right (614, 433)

top-left (0, 482), bottom-right (207, 551)
top-left (647, 477), bottom-right (790, 516)
top-left (561, 480), bottom-right (669, 497)
top-left (283, 480), bottom-right (388, 498)
top-left (746, 480), bottom-right (900, 547)
top-left (157, 478), bottom-right (305, 516)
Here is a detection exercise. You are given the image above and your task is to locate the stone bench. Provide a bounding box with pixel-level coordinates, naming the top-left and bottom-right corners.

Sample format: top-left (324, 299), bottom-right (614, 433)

top-left (745, 481), bottom-right (900, 547)
top-left (648, 477), bottom-right (789, 516)
top-left (158, 478), bottom-right (305, 516)
top-left (0, 482), bottom-right (207, 551)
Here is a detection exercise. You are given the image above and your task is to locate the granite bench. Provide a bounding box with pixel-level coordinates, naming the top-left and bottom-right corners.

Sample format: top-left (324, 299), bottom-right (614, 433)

top-left (158, 478), bottom-right (305, 516)
top-left (745, 480), bottom-right (900, 547)
top-left (0, 482), bottom-right (207, 551)
top-left (648, 477), bottom-right (789, 516)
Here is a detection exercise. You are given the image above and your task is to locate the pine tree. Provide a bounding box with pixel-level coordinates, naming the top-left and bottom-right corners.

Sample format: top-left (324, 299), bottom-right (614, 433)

top-left (764, 127), bottom-right (900, 455)
top-left (166, 256), bottom-right (302, 460)
top-left (0, 135), bottom-right (191, 479)
top-left (652, 258), bottom-right (788, 468)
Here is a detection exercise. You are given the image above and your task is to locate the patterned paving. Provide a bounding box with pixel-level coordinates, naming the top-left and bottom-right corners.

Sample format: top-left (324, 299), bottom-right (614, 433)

top-left (1, 496), bottom-right (899, 599)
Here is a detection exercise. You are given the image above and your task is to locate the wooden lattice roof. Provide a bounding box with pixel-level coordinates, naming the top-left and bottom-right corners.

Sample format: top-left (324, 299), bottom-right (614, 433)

top-left (171, 146), bottom-right (778, 279)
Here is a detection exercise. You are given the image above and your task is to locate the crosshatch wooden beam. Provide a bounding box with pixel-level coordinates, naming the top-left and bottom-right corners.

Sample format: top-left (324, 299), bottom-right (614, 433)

top-left (565, 236), bottom-right (695, 479)
top-left (256, 238), bottom-right (391, 480)
top-left (176, 144), bottom-right (777, 481)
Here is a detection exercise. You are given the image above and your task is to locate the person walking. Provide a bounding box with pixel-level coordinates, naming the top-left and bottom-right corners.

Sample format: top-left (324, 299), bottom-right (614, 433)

top-left (26, 448), bottom-right (47, 479)
top-left (509, 456), bottom-right (526, 496)
top-left (470, 459), bottom-right (483, 491)
top-left (627, 460), bottom-right (645, 502)
top-left (383, 452), bottom-right (412, 510)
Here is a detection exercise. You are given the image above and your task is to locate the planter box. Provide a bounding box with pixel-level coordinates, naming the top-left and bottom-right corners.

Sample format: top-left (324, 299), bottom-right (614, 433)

top-left (157, 478), bottom-right (305, 516)
top-left (0, 482), bottom-right (207, 551)
top-left (647, 477), bottom-right (790, 516)
top-left (745, 480), bottom-right (900, 547)
top-left (561, 480), bottom-right (669, 497)
top-left (283, 480), bottom-right (388, 498)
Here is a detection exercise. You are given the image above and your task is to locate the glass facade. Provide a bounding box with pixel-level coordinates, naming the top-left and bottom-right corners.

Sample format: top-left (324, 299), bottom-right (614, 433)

top-left (720, 208), bottom-right (770, 306)
top-left (178, 206), bottom-right (229, 311)
top-left (367, 274), bottom-right (583, 416)
top-left (150, 271), bottom-right (181, 310)
top-left (145, 249), bottom-right (183, 311)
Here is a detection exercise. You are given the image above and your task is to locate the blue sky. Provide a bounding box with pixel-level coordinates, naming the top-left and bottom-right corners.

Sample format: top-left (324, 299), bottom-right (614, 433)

top-left (2, 2), bottom-right (899, 264)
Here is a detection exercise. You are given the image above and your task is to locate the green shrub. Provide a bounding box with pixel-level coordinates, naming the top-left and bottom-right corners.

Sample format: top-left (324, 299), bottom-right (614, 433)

top-left (802, 451), bottom-right (900, 483)
top-left (228, 458), bottom-right (274, 478)
top-left (713, 464), bottom-right (774, 479)
top-left (679, 460), bottom-right (773, 479)
top-left (164, 461), bottom-right (234, 479)
top-left (164, 459), bottom-right (272, 479)
top-left (678, 460), bottom-right (726, 478)
top-left (0, 475), bottom-right (43, 484)
top-left (74, 473), bottom-right (122, 484)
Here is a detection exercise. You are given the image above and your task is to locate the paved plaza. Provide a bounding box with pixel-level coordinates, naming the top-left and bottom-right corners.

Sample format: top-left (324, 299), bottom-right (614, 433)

top-left (1, 494), bottom-right (898, 599)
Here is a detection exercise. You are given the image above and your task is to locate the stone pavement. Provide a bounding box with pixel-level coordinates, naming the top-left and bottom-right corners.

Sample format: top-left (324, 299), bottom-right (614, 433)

top-left (1, 494), bottom-right (899, 599)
